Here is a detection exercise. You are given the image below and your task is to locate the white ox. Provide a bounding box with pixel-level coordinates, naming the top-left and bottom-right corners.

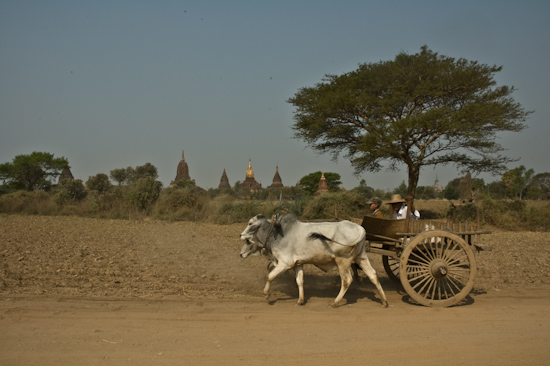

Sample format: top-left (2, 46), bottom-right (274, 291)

top-left (239, 214), bottom-right (388, 308)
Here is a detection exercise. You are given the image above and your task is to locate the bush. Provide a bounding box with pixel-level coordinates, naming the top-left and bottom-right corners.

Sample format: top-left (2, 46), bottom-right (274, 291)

top-left (480, 198), bottom-right (533, 231)
top-left (86, 174), bottom-right (112, 194)
top-left (55, 179), bottom-right (87, 204)
top-left (152, 183), bottom-right (207, 221)
top-left (205, 196), bottom-right (268, 224)
top-left (0, 190), bottom-right (54, 214)
top-left (447, 202), bottom-right (479, 222)
top-left (300, 191), bottom-right (369, 221)
top-left (125, 177), bottom-right (163, 211)
top-left (282, 196), bottom-right (310, 217)
top-left (1, 183), bottom-right (548, 231)
top-left (524, 203), bottom-right (550, 231)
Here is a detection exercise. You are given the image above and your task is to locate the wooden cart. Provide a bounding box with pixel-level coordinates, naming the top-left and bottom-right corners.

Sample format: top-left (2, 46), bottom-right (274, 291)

top-left (361, 214), bottom-right (491, 307)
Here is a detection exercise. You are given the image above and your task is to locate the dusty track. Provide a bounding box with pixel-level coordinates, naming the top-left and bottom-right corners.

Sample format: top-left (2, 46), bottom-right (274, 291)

top-left (1, 215), bottom-right (549, 365)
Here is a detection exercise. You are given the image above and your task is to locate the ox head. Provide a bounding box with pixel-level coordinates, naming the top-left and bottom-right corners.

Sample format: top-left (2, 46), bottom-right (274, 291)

top-left (239, 214), bottom-right (267, 258)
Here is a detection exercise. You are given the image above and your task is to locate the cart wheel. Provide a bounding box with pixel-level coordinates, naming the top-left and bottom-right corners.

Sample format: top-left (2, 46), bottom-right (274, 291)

top-left (382, 255), bottom-right (400, 283)
top-left (399, 230), bottom-right (477, 307)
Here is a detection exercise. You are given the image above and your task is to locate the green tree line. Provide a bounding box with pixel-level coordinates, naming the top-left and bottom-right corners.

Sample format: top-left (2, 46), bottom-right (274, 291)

top-left (1, 152), bottom-right (549, 231)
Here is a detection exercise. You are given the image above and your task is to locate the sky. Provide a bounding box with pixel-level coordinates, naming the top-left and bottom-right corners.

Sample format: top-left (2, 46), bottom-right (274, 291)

top-left (1, 1), bottom-right (549, 191)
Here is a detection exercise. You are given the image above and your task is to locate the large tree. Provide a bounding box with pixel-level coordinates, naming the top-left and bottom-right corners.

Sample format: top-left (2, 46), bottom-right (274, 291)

top-left (501, 165), bottom-right (534, 199)
top-left (0, 152), bottom-right (69, 191)
top-left (86, 173), bottom-right (112, 194)
top-left (126, 163), bottom-right (159, 184)
top-left (288, 46), bottom-right (531, 196)
top-left (109, 163), bottom-right (158, 186)
top-left (109, 168), bottom-right (128, 186)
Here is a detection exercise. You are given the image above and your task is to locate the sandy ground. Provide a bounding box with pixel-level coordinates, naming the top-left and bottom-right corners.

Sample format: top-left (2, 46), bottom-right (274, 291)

top-left (1, 215), bottom-right (549, 365)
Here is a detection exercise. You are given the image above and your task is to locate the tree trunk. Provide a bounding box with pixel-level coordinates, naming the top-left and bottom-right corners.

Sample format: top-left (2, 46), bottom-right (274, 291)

top-left (407, 165), bottom-right (420, 198)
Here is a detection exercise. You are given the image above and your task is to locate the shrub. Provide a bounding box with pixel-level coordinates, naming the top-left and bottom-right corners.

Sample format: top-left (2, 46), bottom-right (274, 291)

top-left (0, 190), bottom-right (54, 214)
top-left (447, 202), bottom-right (479, 222)
top-left (282, 196), bottom-right (310, 217)
top-left (152, 183), bottom-right (207, 221)
top-left (55, 179), bottom-right (87, 204)
top-left (300, 191), bottom-right (368, 221)
top-left (218, 201), bottom-right (263, 224)
top-left (125, 177), bottom-right (163, 211)
top-left (86, 174), bottom-right (112, 194)
top-left (480, 198), bottom-right (529, 230)
top-left (524, 203), bottom-right (550, 231)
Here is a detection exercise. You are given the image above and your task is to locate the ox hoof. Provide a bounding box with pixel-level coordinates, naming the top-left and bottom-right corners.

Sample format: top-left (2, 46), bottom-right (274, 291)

top-left (296, 300), bottom-right (305, 306)
top-left (329, 301), bottom-right (340, 308)
top-left (381, 301), bottom-right (389, 308)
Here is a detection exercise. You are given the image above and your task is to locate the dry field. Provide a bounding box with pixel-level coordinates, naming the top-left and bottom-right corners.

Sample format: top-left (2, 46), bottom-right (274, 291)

top-left (1, 215), bottom-right (549, 365)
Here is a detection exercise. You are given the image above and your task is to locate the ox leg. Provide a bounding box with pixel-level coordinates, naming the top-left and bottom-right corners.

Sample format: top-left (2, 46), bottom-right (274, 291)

top-left (263, 262), bottom-right (289, 301)
top-left (351, 263), bottom-right (363, 283)
top-left (294, 265), bottom-right (305, 305)
top-left (356, 256), bottom-right (389, 308)
top-left (331, 260), bottom-right (354, 308)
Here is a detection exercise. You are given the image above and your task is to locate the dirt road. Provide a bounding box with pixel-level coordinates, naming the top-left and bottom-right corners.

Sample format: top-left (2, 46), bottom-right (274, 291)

top-left (2, 289), bottom-right (549, 366)
top-left (1, 215), bottom-right (549, 365)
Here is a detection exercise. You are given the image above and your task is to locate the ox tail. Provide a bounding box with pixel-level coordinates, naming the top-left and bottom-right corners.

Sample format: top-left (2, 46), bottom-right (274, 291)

top-left (308, 232), bottom-right (360, 247)
top-left (308, 232), bottom-right (331, 242)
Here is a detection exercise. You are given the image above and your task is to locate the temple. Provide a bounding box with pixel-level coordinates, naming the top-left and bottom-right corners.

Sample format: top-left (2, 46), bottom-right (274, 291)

top-left (268, 165), bottom-right (284, 189)
top-left (57, 167), bottom-right (74, 184)
top-left (315, 172), bottom-right (329, 196)
top-left (170, 150), bottom-right (192, 187)
top-left (238, 160), bottom-right (262, 192)
top-left (218, 169), bottom-right (231, 190)
top-left (432, 175), bottom-right (443, 193)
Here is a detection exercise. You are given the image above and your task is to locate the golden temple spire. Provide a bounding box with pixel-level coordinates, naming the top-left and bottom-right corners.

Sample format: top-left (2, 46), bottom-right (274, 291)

top-left (246, 159), bottom-right (254, 178)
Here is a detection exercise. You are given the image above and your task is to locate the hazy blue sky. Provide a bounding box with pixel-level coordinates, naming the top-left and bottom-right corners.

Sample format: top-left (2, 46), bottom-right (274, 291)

top-left (1, 1), bottom-right (548, 190)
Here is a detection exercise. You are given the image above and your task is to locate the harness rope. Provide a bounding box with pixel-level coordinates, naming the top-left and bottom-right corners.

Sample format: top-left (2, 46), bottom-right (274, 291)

top-left (255, 219), bottom-right (278, 254)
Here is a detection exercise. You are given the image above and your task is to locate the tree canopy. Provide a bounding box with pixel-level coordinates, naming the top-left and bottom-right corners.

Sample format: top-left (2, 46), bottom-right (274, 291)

top-left (501, 165), bottom-right (534, 199)
top-left (288, 46), bottom-right (531, 196)
top-left (0, 152), bottom-right (69, 191)
top-left (109, 168), bottom-right (127, 186)
top-left (109, 163), bottom-right (158, 186)
top-left (86, 173), bottom-right (112, 194)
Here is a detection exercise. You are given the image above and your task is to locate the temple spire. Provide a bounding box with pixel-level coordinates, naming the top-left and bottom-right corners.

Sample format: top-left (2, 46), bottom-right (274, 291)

top-left (246, 159), bottom-right (254, 178)
top-left (239, 159), bottom-right (262, 192)
top-left (218, 168), bottom-right (231, 190)
top-left (315, 172), bottom-right (329, 196)
top-left (269, 165), bottom-right (283, 189)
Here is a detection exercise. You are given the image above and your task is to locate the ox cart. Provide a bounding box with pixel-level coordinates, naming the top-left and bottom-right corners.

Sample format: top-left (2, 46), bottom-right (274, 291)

top-left (361, 214), bottom-right (491, 307)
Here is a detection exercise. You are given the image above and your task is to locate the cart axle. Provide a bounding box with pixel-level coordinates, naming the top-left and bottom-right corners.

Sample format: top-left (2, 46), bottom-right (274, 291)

top-left (431, 262), bottom-right (448, 278)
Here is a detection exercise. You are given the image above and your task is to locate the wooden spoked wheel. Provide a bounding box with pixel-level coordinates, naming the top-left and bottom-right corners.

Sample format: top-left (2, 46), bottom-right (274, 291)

top-left (399, 230), bottom-right (477, 307)
top-left (382, 255), bottom-right (400, 283)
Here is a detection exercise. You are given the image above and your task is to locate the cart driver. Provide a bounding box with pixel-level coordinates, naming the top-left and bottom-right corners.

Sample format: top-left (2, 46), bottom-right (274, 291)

top-left (368, 197), bottom-right (385, 219)
top-left (387, 194), bottom-right (420, 220)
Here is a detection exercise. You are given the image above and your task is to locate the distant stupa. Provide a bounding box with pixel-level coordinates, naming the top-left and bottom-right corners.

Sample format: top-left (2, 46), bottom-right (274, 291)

top-left (58, 167), bottom-right (74, 184)
top-left (268, 165), bottom-right (284, 189)
top-left (218, 169), bottom-right (231, 190)
top-left (175, 150), bottom-right (190, 181)
top-left (170, 150), bottom-right (193, 187)
top-left (314, 172), bottom-right (329, 196)
top-left (432, 175), bottom-right (443, 193)
top-left (238, 160), bottom-right (262, 192)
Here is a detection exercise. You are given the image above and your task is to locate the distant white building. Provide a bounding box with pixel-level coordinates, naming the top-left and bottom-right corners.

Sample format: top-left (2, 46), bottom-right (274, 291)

top-left (432, 175), bottom-right (443, 193)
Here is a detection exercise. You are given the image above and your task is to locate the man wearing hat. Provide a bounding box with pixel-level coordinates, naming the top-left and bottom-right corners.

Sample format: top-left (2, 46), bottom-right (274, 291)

top-left (369, 197), bottom-right (385, 219)
top-left (388, 194), bottom-right (420, 220)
